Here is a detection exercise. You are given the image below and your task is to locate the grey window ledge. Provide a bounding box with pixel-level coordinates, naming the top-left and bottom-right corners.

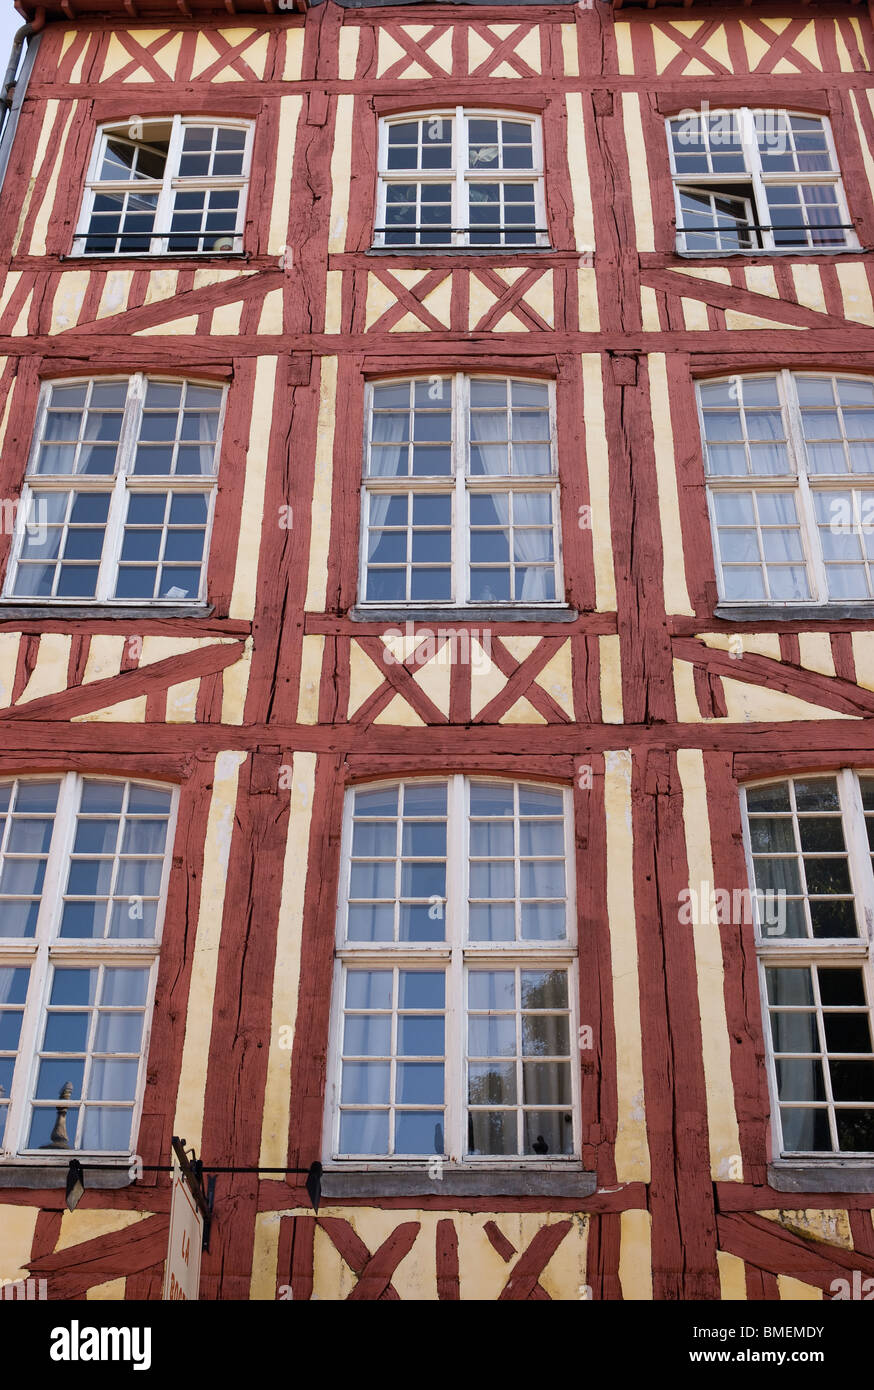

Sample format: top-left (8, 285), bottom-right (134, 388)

top-left (320, 1168), bottom-right (596, 1199)
top-left (349, 605), bottom-right (578, 624)
top-left (676, 248), bottom-right (866, 261)
top-left (714, 602), bottom-right (874, 624)
top-left (0, 604), bottom-right (214, 621)
top-left (0, 1162), bottom-right (133, 1190)
top-left (768, 1161), bottom-right (874, 1194)
top-left (366, 247), bottom-right (555, 258)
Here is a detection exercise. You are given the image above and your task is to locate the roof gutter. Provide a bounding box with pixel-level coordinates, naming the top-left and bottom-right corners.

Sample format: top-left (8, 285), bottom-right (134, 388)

top-left (1, 6), bottom-right (45, 128)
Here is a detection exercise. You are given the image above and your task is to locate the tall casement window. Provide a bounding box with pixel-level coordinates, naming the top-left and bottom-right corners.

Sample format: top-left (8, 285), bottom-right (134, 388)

top-left (667, 109), bottom-right (856, 254)
top-left (329, 778), bottom-right (578, 1163)
top-left (698, 371), bottom-right (874, 606)
top-left (0, 775), bottom-right (176, 1157)
top-left (742, 773), bottom-right (874, 1158)
top-left (361, 375), bottom-right (562, 607)
top-left (4, 375), bottom-right (224, 604)
top-left (374, 110), bottom-right (547, 248)
top-left (73, 117), bottom-right (254, 257)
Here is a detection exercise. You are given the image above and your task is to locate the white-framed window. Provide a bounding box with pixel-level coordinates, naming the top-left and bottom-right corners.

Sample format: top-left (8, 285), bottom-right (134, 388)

top-left (697, 370), bottom-right (874, 606)
top-left (375, 109), bottom-right (548, 249)
top-left (4, 375), bottom-right (225, 604)
top-left (327, 777), bottom-right (579, 1163)
top-left (667, 109), bottom-right (857, 254)
top-left (361, 375), bottom-right (562, 607)
top-left (742, 772), bottom-right (874, 1158)
top-left (0, 774), bottom-right (177, 1157)
top-left (72, 117), bottom-right (254, 257)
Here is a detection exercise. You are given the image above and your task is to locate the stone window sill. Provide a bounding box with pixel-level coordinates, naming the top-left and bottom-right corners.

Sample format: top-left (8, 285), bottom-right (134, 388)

top-left (768, 1161), bottom-right (874, 1194)
top-left (0, 1160), bottom-right (134, 1190)
top-left (714, 602), bottom-right (874, 624)
top-left (350, 605), bottom-right (578, 625)
top-left (319, 1167), bottom-right (597, 1199)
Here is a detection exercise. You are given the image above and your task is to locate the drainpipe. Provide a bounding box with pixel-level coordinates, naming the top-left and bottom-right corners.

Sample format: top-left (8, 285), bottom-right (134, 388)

top-left (0, 7), bottom-right (45, 137)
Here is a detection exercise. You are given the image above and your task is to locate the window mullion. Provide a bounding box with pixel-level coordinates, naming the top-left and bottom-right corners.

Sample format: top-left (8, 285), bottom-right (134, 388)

top-left (156, 117), bottom-right (185, 255)
top-left (456, 107), bottom-right (465, 247)
top-left (743, 109), bottom-right (772, 252)
top-left (841, 769), bottom-right (874, 946)
top-left (444, 773), bottom-right (464, 1161)
top-left (782, 370), bottom-right (824, 604)
top-left (455, 373), bottom-right (466, 605)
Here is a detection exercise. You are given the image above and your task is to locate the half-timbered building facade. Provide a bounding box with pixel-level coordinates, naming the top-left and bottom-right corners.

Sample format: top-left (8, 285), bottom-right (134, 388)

top-left (0, 0), bottom-right (873, 1300)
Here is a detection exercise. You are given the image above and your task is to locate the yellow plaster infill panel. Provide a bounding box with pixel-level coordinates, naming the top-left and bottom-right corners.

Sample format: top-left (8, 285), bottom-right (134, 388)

top-left (578, 268), bottom-right (599, 331)
top-left (136, 315), bottom-right (199, 336)
top-left (250, 1211), bottom-right (281, 1300)
top-left (744, 265), bottom-right (780, 300)
top-left (328, 94), bottom-right (353, 255)
top-left (717, 1250), bottom-right (748, 1300)
top-left (230, 356), bottom-right (278, 620)
top-left (720, 676), bottom-right (855, 722)
top-left (82, 635), bottom-right (126, 684)
top-left (678, 266), bottom-right (732, 287)
top-left (258, 288), bottom-right (284, 336)
top-left (740, 19), bottom-right (778, 69)
top-left (849, 15), bottom-right (870, 69)
top-left (174, 751), bottom-right (247, 1149)
top-left (677, 748), bottom-right (743, 1180)
top-left (615, 22), bottom-right (634, 75)
top-left (778, 1276), bottom-right (823, 1300)
top-left (725, 309), bottom-right (791, 332)
top-left (338, 24), bottom-right (359, 78)
top-left (534, 643), bottom-right (574, 718)
top-left (26, 102), bottom-right (75, 258)
top-left (835, 20), bottom-right (856, 72)
top-left (798, 632), bottom-right (835, 678)
top-left (621, 93), bottom-right (654, 252)
top-left (641, 285), bottom-right (661, 332)
top-left (605, 750), bottom-right (650, 1183)
top-left (498, 696), bottom-right (547, 725)
top-left (17, 634), bottom-right (71, 704)
top-left (0, 1206), bottom-right (38, 1282)
top-left (166, 678), bottom-right (199, 723)
top-left (837, 263), bottom-right (874, 326)
top-left (96, 270), bottom-right (134, 322)
top-left (791, 264), bottom-right (828, 317)
top-left (221, 635), bottom-right (253, 726)
top-left (11, 293), bottom-right (32, 337)
top-left (101, 30), bottom-right (168, 79)
top-left (565, 94), bottom-right (593, 254)
top-left (852, 632), bottom-right (874, 691)
top-left (73, 695), bottom-right (147, 723)
top-left (674, 659), bottom-right (703, 723)
top-left (348, 641), bottom-right (386, 718)
top-left (682, 298), bottom-right (710, 331)
top-left (139, 635), bottom-right (225, 666)
top-left (470, 637), bottom-right (508, 717)
top-left (191, 28), bottom-right (256, 79)
top-left (561, 24), bottom-right (579, 77)
top-left (650, 354), bottom-right (695, 615)
top-left (373, 693), bottom-right (426, 726)
top-left (468, 274), bottom-right (500, 330)
top-left (0, 632), bottom-right (19, 708)
top-left (283, 26), bottom-right (305, 80)
top-left (582, 355), bottom-right (616, 612)
top-left (57, 1209), bottom-right (146, 1252)
top-left (411, 652), bottom-right (451, 717)
top-left (86, 1277), bottom-right (128, 1300)
top-left (619, 1210), bottom-right (653, 1299)
top-left (303, 357), bottom-right (338, 613)
top-left (211, 300), bottom-right (243, 335)
top-left (500, 635), bottom-right (540, 664)
top-left (773, 20), bottom-right (819, 72)
top-left (325, 271), bottom-right (343, 336)
top-left (698, 631), bottom-right (781, 661)
top-left (599, 634), bottom-right (623, 722)
top-left (259, 751), bottom-right (316, 1170)
top-left (296, 634), bottom-right (324, 724)
top-left (762, 1207), bottom-right (852, 1248)
top-left (377, 29), bottom-right (407, 77)
top-left (143, 268), bottom-right (179, 306)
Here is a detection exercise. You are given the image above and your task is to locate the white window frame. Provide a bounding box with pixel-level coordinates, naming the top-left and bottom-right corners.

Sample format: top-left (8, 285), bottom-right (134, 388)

top-left (359, 373), bottom-right (564, 610)
top-left (741, 771), bottom-right (874, 1159)
top-left (3, 374), bottom-right (226, 607)
top-left (72, 116), bottom-right (254, 259)
top-left (325, 775), bottom-right (580, 1169)
top-left (668, 109), bottom-right (858, 255)
top-left (0, 773), bottom-right (178, 1162)
top-left (375, 108), bottom-right (549, 249)
top-left (698, 369), bottom-right (874, 607)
